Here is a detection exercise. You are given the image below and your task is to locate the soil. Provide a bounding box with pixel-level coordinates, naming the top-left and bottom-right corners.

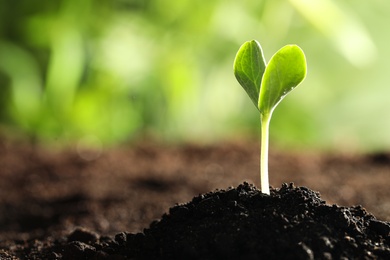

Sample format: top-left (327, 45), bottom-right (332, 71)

top-left (0, 138), bottom-right (390, 259)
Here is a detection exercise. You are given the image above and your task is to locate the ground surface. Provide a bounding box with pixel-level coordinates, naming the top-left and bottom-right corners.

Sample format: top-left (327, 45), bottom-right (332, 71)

top-left (0, 138), bottom-right (390, 259)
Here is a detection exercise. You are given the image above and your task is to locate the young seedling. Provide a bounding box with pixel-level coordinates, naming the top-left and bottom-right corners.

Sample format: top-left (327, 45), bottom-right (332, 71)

top-left (234, 40), bottom-right (307, 194)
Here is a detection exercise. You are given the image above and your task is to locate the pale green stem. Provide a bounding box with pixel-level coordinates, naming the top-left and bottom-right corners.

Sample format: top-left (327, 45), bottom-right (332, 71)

top-left (260, 113), bottom-right (271, 195)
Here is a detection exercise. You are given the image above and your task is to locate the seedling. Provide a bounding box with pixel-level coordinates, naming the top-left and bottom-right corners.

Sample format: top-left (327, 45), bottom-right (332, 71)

top-left (234, 40), bottom-right (307, 194)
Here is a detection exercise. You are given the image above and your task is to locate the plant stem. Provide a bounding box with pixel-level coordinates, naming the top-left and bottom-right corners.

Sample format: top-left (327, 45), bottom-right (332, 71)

top-left (260, 113), bottom-right (271, 195)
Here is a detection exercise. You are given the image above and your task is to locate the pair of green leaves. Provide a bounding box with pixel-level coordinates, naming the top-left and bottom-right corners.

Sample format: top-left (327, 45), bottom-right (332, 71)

top-left (234, 40), bottom-right (307, 117)
top-left (234, 40), bottom-right (307, 194)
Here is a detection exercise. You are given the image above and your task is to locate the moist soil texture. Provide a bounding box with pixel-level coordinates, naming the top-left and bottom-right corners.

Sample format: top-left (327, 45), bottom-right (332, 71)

top-left (1, 138), bottom-right (390, 259)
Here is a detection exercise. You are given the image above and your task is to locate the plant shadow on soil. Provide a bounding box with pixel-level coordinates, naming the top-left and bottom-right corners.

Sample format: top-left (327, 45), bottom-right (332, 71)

top-left (0, 139), bottom-right (390, 259)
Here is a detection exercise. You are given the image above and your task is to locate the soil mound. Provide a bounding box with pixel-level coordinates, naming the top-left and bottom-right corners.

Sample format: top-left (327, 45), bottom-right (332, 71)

top-left (27, 183), bottom-right (390, 259)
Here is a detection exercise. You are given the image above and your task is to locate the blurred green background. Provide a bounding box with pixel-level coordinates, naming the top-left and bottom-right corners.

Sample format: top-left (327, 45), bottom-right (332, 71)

top-left (0, 0), bottom-right (389, 151)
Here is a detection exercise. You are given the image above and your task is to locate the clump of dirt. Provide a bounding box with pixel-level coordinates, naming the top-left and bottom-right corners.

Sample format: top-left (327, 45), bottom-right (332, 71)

top-left (16, 183), bottom-right (390, 259)
top-left (1, 139), bottom-right (390, 259)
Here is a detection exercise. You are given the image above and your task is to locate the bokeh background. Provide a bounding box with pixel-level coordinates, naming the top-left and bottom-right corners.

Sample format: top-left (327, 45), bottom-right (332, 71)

top-left (0, 0), bottom-right (389, 151)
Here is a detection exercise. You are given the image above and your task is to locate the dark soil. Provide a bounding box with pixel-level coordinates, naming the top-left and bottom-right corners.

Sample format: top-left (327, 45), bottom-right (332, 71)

top-left (1, 138), bottom-right (390, 259)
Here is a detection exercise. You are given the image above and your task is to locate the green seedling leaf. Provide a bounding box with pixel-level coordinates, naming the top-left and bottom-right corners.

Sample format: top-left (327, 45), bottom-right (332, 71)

top-left (233, 40), bottom-right (266, 109)
top-left (233, 41), bottom-right (307, 195)
top-left (259, 45), bottom-right (307, 116)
